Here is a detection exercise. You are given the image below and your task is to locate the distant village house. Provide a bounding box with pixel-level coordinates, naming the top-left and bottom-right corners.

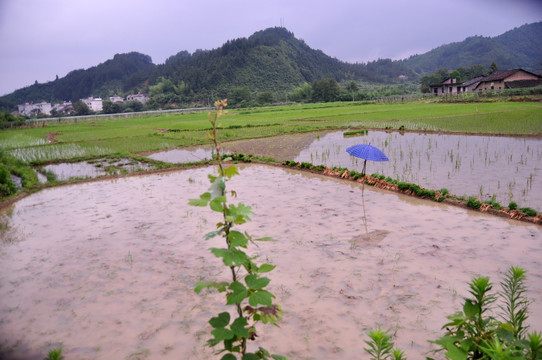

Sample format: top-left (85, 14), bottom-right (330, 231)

top-left (126, 94), bottom-right (149, 104)
top-left (475, 69), bottom-right (541, 91)
top-left (17, 93), bottom-right (150, 117)
top-left (52, 101), bottom-right (73, 114)
top-left (430, 68), bottom-right (542, 96)
top-left (82, 97), bottom-right (103, 112)
top-left (17, 102), bottom-right (52, 116)
top-left (109, 96), bottom-right (124, 103)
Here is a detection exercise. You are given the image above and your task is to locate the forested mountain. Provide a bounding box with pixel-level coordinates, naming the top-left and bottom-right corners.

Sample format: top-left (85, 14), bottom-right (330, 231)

top-left (151, 27), bottom-right (415, 98)
top-left (0, 52), bottom-right (154, 108)
top-left (403, 22), bottom-right (542, 75)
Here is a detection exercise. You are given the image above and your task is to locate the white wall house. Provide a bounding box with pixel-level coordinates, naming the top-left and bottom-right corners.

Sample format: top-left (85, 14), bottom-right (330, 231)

top-left (82, 97), bottom-right (103, 112)
top-left (17, 102), bottom-right (52, 116)
top-left (52, 101), bottom-right (73, 114)
top-left (109, 96), bottom-right (124, 103)
top-left (126, 94), bottom-right (149, 104)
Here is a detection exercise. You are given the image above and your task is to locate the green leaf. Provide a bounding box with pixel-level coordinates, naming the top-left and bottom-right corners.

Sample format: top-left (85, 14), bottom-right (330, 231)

top-left (194, 281), bottom-right (228, 293)
top-left (463, 299), bottom-right (478, 318)
top-left (227, 203), bottom-right (253, 222)
top-left (496, 327), bottom-right (515, 342)
top-left (210, 196), bottom-right (226, 212)
top-left (271, 355), bottom-right (288, 360)
top-left (209, 312), bottom-right (231, 328)
top-left (241, 354), bottom-right (259, 360)
top-left (444, 343), bottom-right (468, 360)
top-left (223, 165), bottom-right (239, 179)
top-left (188, 192), bottom-right (211, 207)
top-left (255, 237), bottom-right (276, 242)
top-left (227, 281), bottom-right (248, 305)
top-left (211, 327), bottom-right (234, 341)
top-left (220, 354), bottom-right (237, 360)
top-left (228, 231), bottom-right (248, 248)
top-left (211, 248), bottom-right (249, 266)
top-left (249, 290), bottom-right (273, 306)
top-left (258, 264), bottom-right (276, 273)
top-left (231, 317), bottom-right (249, 338)
top-left (204, 230), bottom-right (221, 240)
top-left (245, 274), bottom-right (270, 290)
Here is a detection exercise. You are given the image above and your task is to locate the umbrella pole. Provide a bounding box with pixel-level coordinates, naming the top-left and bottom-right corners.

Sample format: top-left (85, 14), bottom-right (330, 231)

top-left (361, 161), bottom-right (369, 237)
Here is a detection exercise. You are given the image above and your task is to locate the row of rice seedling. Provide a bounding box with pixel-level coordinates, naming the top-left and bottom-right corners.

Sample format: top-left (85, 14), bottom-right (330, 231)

top-left (8, 144), bottom-right (111, 163)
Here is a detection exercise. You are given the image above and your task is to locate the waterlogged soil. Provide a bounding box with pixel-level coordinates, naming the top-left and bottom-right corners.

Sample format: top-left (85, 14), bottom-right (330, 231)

top-left (1, 165), bottom-right (541, 360)
top-left (42, 159), bottom-right (154, 181)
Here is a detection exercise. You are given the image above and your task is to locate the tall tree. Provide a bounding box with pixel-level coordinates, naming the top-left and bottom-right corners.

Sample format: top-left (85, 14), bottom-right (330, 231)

top-left (346, 81), bottom-right (359, 101)
top-left (311, 78), bottom-right (340, 102)
top-left (73, 100), bottom-right (91, 115)
top-left (489, 62), bottom-right (499, 75)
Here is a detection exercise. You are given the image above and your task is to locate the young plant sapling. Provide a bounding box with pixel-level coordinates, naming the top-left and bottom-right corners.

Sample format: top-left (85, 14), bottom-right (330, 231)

top-left (190, 100), bottom-right (286, 360)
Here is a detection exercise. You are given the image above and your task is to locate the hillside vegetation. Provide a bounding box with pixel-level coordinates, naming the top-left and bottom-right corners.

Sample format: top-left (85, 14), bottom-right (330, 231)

top-left (404, 22), bottom-right (542, 74)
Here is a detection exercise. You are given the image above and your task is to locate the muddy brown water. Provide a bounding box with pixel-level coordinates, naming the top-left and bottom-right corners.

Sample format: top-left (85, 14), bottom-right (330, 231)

top-left (1, 165), bottom-right (541, 359)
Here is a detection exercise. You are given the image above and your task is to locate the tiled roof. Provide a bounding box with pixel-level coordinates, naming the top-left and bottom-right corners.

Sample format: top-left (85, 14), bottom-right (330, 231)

top-left (461, 76), bottom-right (485, 87)
top-left (505, 79), bottom-right (542, 89)
top-left (482, 69), bottom-right (520, 82)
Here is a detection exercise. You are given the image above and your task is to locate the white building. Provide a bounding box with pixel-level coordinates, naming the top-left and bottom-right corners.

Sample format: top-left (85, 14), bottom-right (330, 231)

top-left (109, 96), bottom-right (124, 103)
top-left (52, 101), bottom-right (73, 114)
top-left (82, 97), bottom-right (103, 112)
top-left (126, 94), bottom-right (149, 104)
top-left (17, 102), bottom-right (52, 116)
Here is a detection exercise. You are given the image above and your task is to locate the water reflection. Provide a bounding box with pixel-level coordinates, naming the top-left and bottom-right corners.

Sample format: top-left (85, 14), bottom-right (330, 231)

top-left (147, 147), bottom-right (213, 163)
top-left (42, 159), bottom-right (154, 181)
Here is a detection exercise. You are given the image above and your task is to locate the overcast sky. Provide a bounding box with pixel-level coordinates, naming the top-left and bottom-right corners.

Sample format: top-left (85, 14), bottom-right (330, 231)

top-left (0, 0), bottom-right (541, 96)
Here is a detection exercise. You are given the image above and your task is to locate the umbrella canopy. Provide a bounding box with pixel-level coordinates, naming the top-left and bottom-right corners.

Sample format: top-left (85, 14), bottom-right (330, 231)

top-left (346, 143), bottom-right (389, 238)
top-left (346, 144), bottom-right (389, 162)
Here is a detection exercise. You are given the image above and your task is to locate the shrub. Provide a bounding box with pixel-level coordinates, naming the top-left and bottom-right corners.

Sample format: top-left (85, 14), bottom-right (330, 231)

top-left (0, 165), bottom-right (17, 197)
top-left (431, 266), bottom-right (541, 360)
top-left (485, 200), bottom-right (503, 210)
top-left (467, 197), bottom-right (482, 209)
top-left (364, 328), bottom-right (406, 360)
top-left (509, 201), bottom-right (518, 210)
top-left (519, 207), bottom-right (537, 217)
top-left (314, 164), bottom-right (325, 172)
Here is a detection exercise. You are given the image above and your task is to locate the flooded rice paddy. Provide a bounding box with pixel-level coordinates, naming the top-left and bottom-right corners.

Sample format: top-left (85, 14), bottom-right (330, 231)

top-left (41, 159), bottom-right (155, 181)
top-left (148, 131), bottom-right (542, 211)
top-left (1, 165), bottom-right (541, 360)
top-left (294, 131), bottom-right (542, 212)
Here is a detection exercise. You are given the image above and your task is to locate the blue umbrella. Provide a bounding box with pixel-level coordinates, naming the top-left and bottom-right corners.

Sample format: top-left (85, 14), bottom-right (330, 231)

top-left (346, 144), bottom-right (389, 175)
top-left (346, 144), bottom-right (389, 239)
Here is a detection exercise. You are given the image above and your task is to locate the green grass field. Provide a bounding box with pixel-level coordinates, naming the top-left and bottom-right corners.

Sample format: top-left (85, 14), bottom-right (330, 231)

top-left (2, 101), bottom-right (541, 163)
